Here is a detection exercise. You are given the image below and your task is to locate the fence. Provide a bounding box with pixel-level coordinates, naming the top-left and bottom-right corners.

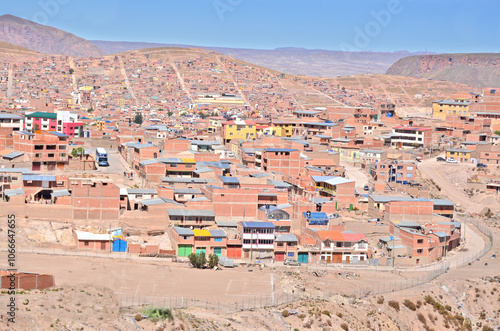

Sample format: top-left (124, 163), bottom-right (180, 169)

top-left (118, 217), bottom-right (493, 312)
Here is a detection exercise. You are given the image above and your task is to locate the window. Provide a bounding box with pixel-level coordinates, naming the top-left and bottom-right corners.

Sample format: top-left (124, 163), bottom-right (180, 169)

top-left (287, 252), bottom-right (294, 257)
top-left (48, 154), bottom-right (54, 158)
top-left (214, 238), bottom-right (222, 242)
top-left (406, 173), bottom-right (413, 178)
top-left (417, 249), bottom-right (423, 254)
top-left (277, 242), bottom-right (284, 247)
top-left (84, 241), bottom-right (89, 246)
top-left (417, 239), bottom-right (423, 244)
top-left (258, 239), bottom-right (274, 245)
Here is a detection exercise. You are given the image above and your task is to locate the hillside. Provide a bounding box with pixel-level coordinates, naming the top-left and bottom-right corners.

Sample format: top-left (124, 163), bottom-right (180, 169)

top-left (0, 40), bottom-right (38, 55)
top-left (386, 53), bottom-right (500, 88)
top-left (92, 40), bottom-right (430, 77)
top-left (0, 14), bottom-right (104, 57)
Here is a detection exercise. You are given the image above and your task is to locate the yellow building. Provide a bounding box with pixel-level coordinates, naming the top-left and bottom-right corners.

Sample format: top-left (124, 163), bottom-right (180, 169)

top-left (445, 149), bottom-right (471, 162)
top-left (96, 120), bottom-right (105, 131)
top-left (432, 98), bottom-right (471, 120)
top-left (222, 120), bottom-right (256, 143)
top-left (272, 122), bottom-right (294, 137)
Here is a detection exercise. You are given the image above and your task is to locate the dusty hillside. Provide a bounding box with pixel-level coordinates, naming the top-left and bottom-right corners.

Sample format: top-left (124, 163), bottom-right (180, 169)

top-left (0, 14), bottom-right (104, 57)
top-left (386, 53), bottom-right (500, 88)
top-left (2, 278), bottom-right (498, 330)
top-left (0, 40), bottom-right (38, 55)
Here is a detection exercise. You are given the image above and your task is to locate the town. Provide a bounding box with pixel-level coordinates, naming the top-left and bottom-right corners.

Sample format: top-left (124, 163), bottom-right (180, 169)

top-left (0, 32), bottom-right (499, 331)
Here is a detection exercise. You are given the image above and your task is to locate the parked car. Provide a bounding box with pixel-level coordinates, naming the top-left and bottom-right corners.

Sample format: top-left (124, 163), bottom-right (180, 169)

top-left (363, 185), bottom-right (370, 191)
top-left (446, 158), bottom-right (459, 164)
top-left (284, 259), bottom-right (301, 266)
top-left (477, 163), bottom-right (488, 168)
top-left (436, 157), bottom-right (446, 162)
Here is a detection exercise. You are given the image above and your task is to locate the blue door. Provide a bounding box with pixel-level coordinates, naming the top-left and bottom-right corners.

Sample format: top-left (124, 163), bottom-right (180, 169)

top-left (113, 239), bottom-right (127, 252)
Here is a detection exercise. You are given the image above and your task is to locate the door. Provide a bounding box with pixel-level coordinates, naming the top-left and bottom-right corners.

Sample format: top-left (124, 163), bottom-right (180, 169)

top-left (326, 256), bottom-right (331, 263)
top-left (345, 256), bottom-right (350, 264)
top-left (214, 247), bottom-right (222, 258)
top-left (32, 162), bottom-right (41, 171)
top-left (178, 245), bottom-right (192, 257)
top-left (227, 246), bottom-right (241, 259)
top-left (274, 252), bottom-right (285, 262)
top-left (298, 252), bottom-right (308, 264)
top-left (196, 247), bottom-right (206, 255)
top-left (100, 242), bottom-right (107, 250)
top-left (331, 253), bottom-right (342, 263)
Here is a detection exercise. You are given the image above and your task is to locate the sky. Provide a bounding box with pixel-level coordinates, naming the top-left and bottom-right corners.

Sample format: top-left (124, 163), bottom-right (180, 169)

top-left (1, 0), bottom-right (499, 53)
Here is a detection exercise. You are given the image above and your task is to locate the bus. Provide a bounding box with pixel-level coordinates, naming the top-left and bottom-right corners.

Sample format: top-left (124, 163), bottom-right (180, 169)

top-left (95, 148), bottom-right (108, 166)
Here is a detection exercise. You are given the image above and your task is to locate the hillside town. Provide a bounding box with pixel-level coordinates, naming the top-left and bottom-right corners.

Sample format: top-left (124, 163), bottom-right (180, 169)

top-left (0, 48), bottom-right (498, 271)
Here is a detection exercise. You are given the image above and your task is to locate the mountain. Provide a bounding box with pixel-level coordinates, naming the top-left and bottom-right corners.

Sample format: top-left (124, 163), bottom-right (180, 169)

top-left (92, 40), bottom-right (430, 77)
top-left (0, 14), bottom-right (104, 57)
top-left (386, 53), bottom-right (500, 88)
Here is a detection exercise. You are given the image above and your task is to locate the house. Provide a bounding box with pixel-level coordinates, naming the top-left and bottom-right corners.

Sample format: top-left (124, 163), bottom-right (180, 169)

top-left (73, 230), bottom-right (111, 251)
top-left (13, 131), bottom-right (69, 171)
top-left (238, 221), bottom-right (275, 260)
top-left (274, 233), bottom-right (298, 261)
top-left (317, 230), bottom-right (368, 264)
top-left (391, 126), bottom-right (432, 149)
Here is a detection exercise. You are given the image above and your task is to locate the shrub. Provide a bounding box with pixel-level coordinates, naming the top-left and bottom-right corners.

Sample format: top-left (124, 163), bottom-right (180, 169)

top-left (388, 300), bottom-right (400, 312)
top-left (282, 310), bottom-right (290, 318)
top-left (188, 253), bottom-right (206, 269)
top-left (298, 314), bottom-right (306, 320)
top-left (336, 312), bottom-right (343, 318)
top-left (144, 308), bottom-right (173, 322)
top-left (208, 254), bottom-right (219, 268)
top-left (377, 296), bottom-right (384, 304)
top-left (417, 313), bottom-right (426, 325)
top-left (403, 300), bottom-right (416, 311)
top-left (322, 310), bottom-right (331, 318)
top-left (341, 322), bottom-right (349, 330)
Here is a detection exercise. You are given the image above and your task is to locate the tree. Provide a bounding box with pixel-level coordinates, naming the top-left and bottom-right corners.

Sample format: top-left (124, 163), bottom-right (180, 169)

top-left (167, 111), bottom-right (173, 117)
top-left (188, 253), bottom-right (206, 269)
top-left (32, 124), bottom-right (40, 133)
top-left (494, 131), bottom-right (500, 136)
top-left (71, 147), bottom-right (84, 158)
top-left (69, 68), bottom-right (74, 75)
top-left (133, 113), bottom-right (143, 125)
top-left (208, 254), bottom-right (219, 269)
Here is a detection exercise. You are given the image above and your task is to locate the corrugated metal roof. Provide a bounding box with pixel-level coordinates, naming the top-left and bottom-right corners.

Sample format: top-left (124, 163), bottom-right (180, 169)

top-left (241, 222), bottom-right (275, 228)
top-left (51, 190), bottom-right (70, 197)
top-left (4, 188), bottom-right (25, 197)
top-left (173, 226), bottom-right (194, 236)
top-left (218, 176), bottom-right (239, 184)
top-left (209, 229), bottom-right (227, 237)
top-left (276, 234), bottom-right (298, 242)
top-left (267, 179), bottom-right (292, 188)
top-left (167, 209), bottom-right (215, 217)
top-left (127, 189), bottom-right (157, 195)
top-left (22, 175), bottom-right (56, 181)
top-left (2, 151), bottom-right (24, 159)
top-left (174, 188), bottom-right (201, 194)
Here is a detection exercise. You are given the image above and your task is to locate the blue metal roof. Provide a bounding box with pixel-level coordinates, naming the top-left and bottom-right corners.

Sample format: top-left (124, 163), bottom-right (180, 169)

top-left (4, 188), bottom-right (25, 197)
top-left (174, 226), bottom-right (194, 236)
top-left (48, 131), bottom-right (68, 138)
top-left (303, 212), bottom-right (329, 220)
top-left (218, 176), bottom-right (239, 184)
top-left (51, 190), bottom-right (71, 197)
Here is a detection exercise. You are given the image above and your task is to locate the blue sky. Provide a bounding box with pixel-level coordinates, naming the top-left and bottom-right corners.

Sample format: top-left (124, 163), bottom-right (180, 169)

top-left (1, 0), bottom-right (499, 53)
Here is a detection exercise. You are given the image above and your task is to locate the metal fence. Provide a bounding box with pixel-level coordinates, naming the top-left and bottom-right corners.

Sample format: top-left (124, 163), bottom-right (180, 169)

top-left (118, 218), bottom-right (494, 312)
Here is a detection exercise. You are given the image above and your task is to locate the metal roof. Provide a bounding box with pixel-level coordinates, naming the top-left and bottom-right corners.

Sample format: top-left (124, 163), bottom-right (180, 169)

top-left (276, 234), bottom-right (298, 242)
top-left (209, 229), bottom-right (227, 237)
top-left (174, 188), bottom-right (201, 194)
top-left (4, 188), bottom-right (25, 197)
top-left (25, 112), bottom-right (57, 119)
top-left (0, 114), bottom-right (22, 119)
top-left (167, 209), bottom-right (215, 217)
top-left (303, 212), bottom-right (328, 221)
top-left (47, 131), bottom-right (68, 138)
top-left (218, 176), bottom-right (239, 184)
top-left (2, 151), bottom-right (24, 159)
top-left (22, 175), bottom-right (56, 181)
top-left (173, 227), bottom-right (194, 236)
top-left (267, 179), bottom-right (292, 188)
top-left (258, 193), bottom-right (277, 197)
top-left (312, 176), bottom-right (354, 186)
top-left (240, 222), bottom-right (275, 228)
top-left (127, 189), bottom-right (157, 195)
top-left (0, 168), bottom-right (32, 174)
top-left (161, 177), bottom-right (213, 183)
top-left (265, 148), bottom-right (299, 153)
top-left (50, 190), bottom-right (70, 197)
top-left (249, 172), bottom-right (270, 178)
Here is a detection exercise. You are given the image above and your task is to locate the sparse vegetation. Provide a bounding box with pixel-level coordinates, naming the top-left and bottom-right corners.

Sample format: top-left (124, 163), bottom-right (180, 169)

top-left (388, 300), bottom-right (400, 311)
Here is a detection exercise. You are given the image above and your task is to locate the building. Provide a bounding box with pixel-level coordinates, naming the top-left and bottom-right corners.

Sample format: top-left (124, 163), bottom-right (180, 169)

top-left (238, 222), bottom-right (275, 260)
top-left (221, 120), bottom-right (256, 143)
top-left (262, 148), bottom-right (305, 177)
top-left (317, 230), bottom-right (368, 264)
top-left (0, 114), bottom-right (23, 131)
top-left (370, 161), bottom-right (417, 184)
top-left (445, 149), bottom-right (472, 162)
top-left (432, 99), bottom-right (471, 120)
top-left (391, 126), bottom-right (432, 149)
top-left (13, 131), bottom-right (69, 171)
top-left (73, 230), bottom-right (111, 251)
